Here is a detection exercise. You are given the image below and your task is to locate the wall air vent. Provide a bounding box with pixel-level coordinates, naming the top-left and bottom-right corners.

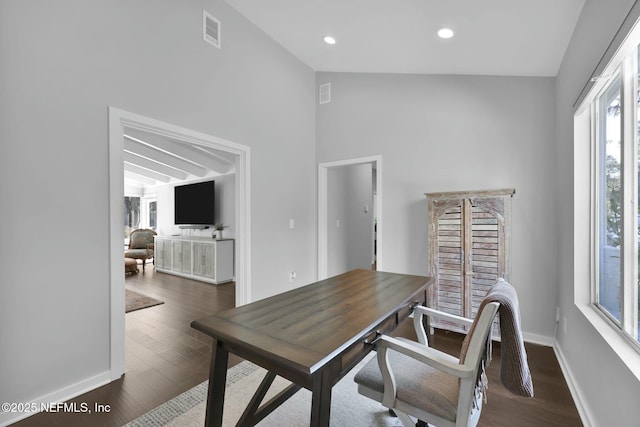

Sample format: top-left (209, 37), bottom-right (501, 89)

top-left (319, 83), bottom-right (331, 104)
top-left (203, 10), bottom-right (221, 49)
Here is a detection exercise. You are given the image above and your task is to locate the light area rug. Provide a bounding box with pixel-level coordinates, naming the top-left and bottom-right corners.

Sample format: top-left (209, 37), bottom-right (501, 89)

top-left (125, 353), bottom-right (405, 426)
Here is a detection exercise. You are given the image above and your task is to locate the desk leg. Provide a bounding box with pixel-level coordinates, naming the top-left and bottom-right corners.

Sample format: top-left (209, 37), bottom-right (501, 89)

top-left (310, 369), bottom-right (332, 427)
top-left (205, 340), bottom-right (229, 427)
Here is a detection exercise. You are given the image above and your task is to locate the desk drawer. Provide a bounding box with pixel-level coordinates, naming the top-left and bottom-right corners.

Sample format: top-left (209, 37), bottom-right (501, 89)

top-left (339, 291), bottom-right (426, 375)
top-left (340, 315), bottom-right (396, 373)
top-left (398, 292), bottom-right (427, 321)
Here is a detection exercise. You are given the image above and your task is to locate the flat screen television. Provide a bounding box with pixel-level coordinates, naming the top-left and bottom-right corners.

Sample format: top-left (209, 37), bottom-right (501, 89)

top-left (174, 180), bottom-right (215, 225)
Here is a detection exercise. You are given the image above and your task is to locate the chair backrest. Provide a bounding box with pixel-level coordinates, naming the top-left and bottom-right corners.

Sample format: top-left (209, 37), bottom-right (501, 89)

top-left (456, 301), bottom-right (500, 426)
top-left (129, 229), bottom-right (157, 249)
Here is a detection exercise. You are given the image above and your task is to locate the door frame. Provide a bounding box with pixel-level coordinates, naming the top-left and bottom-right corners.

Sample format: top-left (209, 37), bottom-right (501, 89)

top-left (317, 155), bottom-right (382, 279)
top-left (108, 107), bottom-right (252, 379)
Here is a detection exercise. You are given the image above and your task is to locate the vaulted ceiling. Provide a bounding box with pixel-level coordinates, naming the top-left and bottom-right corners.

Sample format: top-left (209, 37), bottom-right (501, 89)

top-left (126, 2), bottom-right (586, 188)
top-left (123, 128), bottom-right (236, 189)
top-left (224, 0), bottom-right (585, 76)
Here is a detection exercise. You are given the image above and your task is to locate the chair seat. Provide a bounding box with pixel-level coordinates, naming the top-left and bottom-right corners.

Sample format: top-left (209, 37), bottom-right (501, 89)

top-left (354, 344), bottom-right (460, 422)
top-left (124, 249), bottom-right (153, 259)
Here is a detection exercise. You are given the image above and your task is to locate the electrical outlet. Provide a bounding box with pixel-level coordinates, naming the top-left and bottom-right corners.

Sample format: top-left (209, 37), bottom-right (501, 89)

top-left (289, 271), bottom-right (297, 282)
top-left (563, 316), bottom-right (567, 335)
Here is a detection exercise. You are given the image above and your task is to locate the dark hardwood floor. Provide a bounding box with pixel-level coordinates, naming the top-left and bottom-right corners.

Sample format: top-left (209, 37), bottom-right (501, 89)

top-left (12, 264), bottom-right (238, 427)
top-left (12, 266), bottom-right (582, 426)
top-left (391, 323), bottom-right (583, 427)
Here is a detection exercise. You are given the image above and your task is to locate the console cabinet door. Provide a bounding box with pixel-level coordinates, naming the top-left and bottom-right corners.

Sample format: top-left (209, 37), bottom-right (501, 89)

top-left (193, 242), bottom-right (215, 279)
top-left (172, 241), bottom-right (192, 274)
top-left (155, 239), bottom-right (172, 269)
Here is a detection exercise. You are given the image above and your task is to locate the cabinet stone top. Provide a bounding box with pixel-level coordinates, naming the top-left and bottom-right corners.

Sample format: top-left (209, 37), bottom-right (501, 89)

top-left (155, 235), bottom-right (234, 242)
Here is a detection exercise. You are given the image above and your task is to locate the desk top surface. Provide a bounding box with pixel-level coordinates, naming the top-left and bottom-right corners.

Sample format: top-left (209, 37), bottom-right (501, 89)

top-left (192, 269), bottom-right (432, 376)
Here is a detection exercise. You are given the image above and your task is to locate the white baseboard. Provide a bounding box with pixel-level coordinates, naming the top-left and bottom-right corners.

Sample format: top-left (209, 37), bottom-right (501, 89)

top-left (523, 331), bottom-right (555, 347)
top-left (0, 371), bottom-right (112, 427)
top-left (553, 342), bottom-right (593, 427)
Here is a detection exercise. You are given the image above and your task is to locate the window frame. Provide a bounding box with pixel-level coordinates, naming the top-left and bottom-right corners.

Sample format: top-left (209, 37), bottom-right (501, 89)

top-left (141, 194), bottom-right (158, 231)
top-left (593, 69), bottom-right (623, 325)
top-left (582, 32), bottom-right (640, 352)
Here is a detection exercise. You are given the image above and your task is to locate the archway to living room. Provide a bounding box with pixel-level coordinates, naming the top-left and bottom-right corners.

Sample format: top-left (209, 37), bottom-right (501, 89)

top-left (108, 108), bottom-right (251, 379)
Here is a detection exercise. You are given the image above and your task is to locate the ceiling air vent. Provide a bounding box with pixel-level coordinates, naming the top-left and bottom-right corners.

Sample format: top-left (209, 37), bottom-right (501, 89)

top-left (203, 10), bottom-right (221, 49)
top-left (319, 83), bottom-right (331, 104)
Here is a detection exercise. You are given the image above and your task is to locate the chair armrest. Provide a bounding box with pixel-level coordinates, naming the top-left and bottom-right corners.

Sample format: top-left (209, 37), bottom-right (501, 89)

top-left (378, 335), bottom-right (473, 378)
top-left (376, 335), bottom-right (474, 408)
top-left (412, 305), bottom-right (473, 345)
top-left (414, 306), bottom-right (473, 327)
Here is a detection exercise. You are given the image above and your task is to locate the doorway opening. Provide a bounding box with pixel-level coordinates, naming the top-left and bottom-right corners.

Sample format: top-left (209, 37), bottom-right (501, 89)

top-left (108, 108), bottom-right (252, 379)
top-left (318, 155), bottom-right (382, 280)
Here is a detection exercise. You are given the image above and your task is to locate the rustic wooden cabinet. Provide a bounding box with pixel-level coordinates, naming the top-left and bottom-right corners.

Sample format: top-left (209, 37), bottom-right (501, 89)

top-left (426, 189), bottom-right (514, 333)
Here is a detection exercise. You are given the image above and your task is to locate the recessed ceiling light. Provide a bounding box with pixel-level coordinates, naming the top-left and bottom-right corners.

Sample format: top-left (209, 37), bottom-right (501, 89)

top-left (437, 28), bottom-right (454, 39)
top-left (324, 36), bottom-right (336, 45)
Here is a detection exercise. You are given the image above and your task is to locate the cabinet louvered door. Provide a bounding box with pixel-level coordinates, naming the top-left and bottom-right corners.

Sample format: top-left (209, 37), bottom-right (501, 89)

top-left (469, 198), bottom-right (507, 319)
top-left (428, 198), bottom-right (466, 332)
top-left (469, 197), bottom-right (509, 336)
top-left (427, 189), bottom-right (513, 335)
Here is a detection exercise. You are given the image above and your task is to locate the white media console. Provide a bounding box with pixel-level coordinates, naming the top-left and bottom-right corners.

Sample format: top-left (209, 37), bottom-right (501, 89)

top-left (154, 236), bottom-right (234, 284)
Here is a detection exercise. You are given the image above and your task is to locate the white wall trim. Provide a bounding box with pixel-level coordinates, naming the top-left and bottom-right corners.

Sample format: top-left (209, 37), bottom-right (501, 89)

top-left (522, 332), bottom-right (555, 347)
top-left (318, 155), bottom-right (382, 279)
top-left (108, 108), bottom-right (127, 379)
top-left (108, 107), bottom-right (252, 381)
top-left (0, 371), bottom-right (111, 427)
top-left (553, 342), bottom-right (594, 427)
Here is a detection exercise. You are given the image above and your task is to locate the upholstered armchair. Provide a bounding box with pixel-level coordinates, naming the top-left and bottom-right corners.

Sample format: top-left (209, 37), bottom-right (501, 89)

top-left (125, 229), bottom-right (157, 272)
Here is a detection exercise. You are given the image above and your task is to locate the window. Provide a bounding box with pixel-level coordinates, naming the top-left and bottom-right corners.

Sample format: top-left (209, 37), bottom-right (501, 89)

top-left (141, 195), bottom-right (157, 231)
top-left (596, 72), bottom-right (623, 323)
top-left (148, 200), bottom-right (157, 229)
top-left (587, 44), bottom-right (640, 344)
top-left (124, 196), bottom-right (140, 238)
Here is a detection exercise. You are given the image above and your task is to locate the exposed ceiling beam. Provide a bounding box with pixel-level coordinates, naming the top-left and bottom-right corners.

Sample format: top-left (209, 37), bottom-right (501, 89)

top-left (124, 171), bottom-right (157, 186)
top-left (123, 151), bottom-right (189, 181)
top-left (123, 137), bottom-right (208, 177)
top-left (125, 129), bottom-right (233, 174)
top-left (196, 145), bottom-right (237, 164)
top-left (124, 163), bottom-right (172, 183)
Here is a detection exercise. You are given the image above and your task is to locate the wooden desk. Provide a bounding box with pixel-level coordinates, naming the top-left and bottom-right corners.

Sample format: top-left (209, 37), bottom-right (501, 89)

top-left (191, 269), bottom-right (433, 426)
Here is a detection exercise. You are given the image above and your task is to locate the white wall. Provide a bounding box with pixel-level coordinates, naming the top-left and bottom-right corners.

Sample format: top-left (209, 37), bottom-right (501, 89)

top-left (555, 1), bottom-right (640, 426)
top-left (316, 72), bottom-right (557, 343)
top-left (0, 0), bottom-right (316, 424)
